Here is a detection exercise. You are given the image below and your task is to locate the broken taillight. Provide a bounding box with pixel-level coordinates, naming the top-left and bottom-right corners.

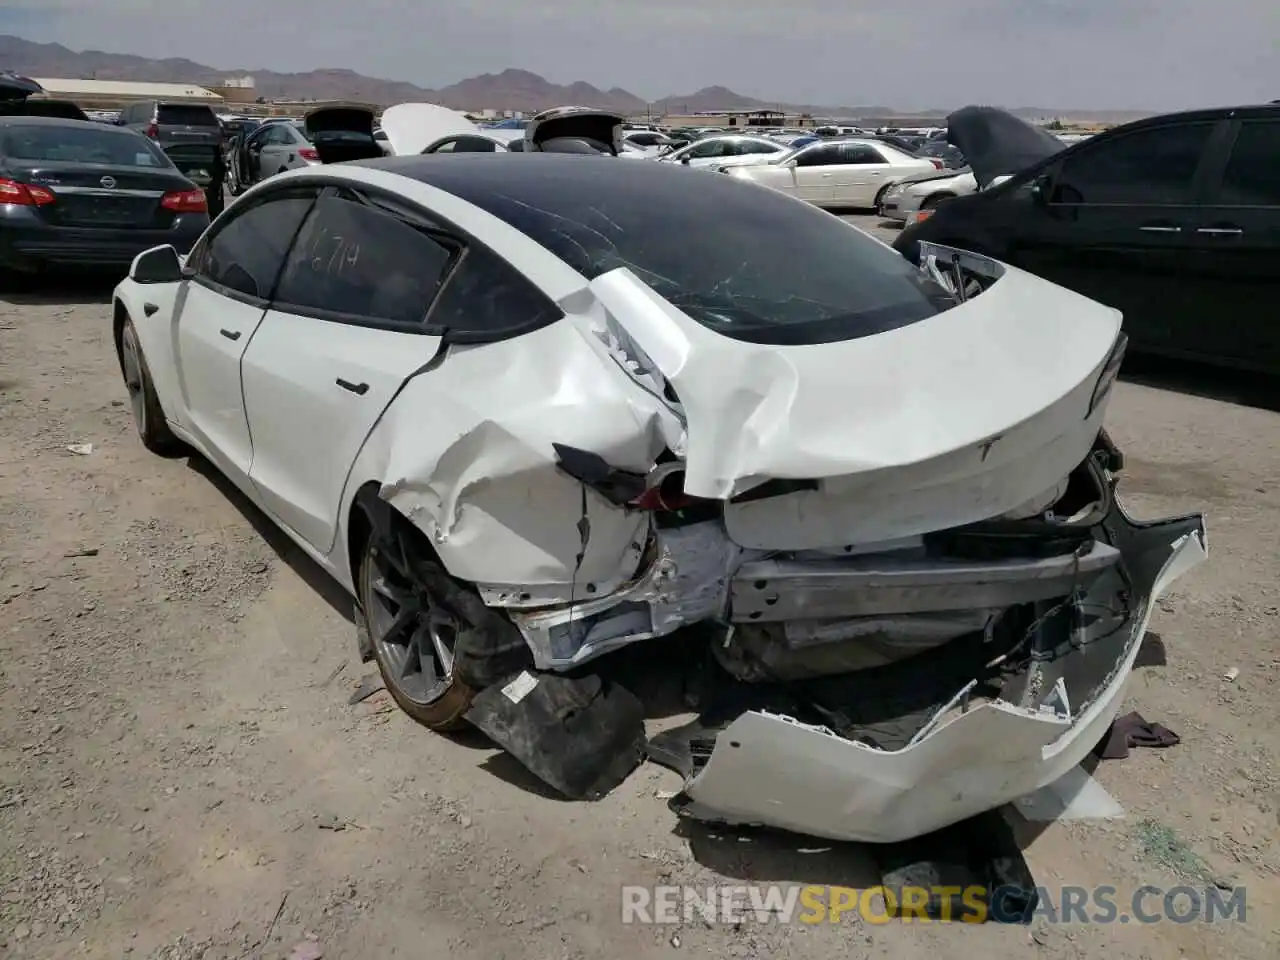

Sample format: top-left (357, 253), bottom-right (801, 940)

top-left (929, 158), bottom-right (944, 169)
top-left (298, 147), bottom-right (320, 162)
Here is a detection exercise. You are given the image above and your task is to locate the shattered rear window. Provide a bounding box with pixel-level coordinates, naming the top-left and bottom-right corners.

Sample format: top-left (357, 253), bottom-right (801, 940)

top-left (399, 154), bottom-right (956, 345)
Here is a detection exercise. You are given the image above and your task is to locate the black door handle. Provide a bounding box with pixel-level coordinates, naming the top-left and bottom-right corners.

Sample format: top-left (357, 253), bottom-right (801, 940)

top-left (219, 328), bottom-right (241, 340)
top-left (336, 378), bottom-right (369, 395)
top-left (143, 302), bottom-right (159, 317)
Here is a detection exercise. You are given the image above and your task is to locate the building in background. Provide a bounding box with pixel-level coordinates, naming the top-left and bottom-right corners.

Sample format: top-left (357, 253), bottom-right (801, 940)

top-left (30, 78), bottom-right (223, 111)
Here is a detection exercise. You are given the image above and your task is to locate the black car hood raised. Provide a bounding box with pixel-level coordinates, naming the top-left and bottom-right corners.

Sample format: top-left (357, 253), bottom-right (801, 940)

top-left (946, 106), bottom-right (1064, 189)
top-left (0, 72), bottom-right (43, 100)
top-left (304, 106), bottom-right (383, 163)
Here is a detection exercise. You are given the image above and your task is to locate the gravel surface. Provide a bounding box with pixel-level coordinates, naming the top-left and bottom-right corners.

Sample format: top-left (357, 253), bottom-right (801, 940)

top-left (0, 256), bottom-right (1276, 959)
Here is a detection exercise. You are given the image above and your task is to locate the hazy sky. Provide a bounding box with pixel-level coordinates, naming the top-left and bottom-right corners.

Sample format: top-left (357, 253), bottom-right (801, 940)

top-left (4, 0), bottom-right (1276, 110)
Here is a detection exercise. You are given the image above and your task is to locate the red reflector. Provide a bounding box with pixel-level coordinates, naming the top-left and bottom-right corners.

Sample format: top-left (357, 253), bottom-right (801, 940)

top-left (145, 123), bottom-right (158, 139)
top-left (628, 469), bottom-right (707, 512)
top-left (0, 178), bottom-right (54, 206)
top-left (161, 188), bottom-right (208, 213)
top-left (298, 147), bottom-right (319, 161)
top-left (929, 158), bottom-right (944, 169)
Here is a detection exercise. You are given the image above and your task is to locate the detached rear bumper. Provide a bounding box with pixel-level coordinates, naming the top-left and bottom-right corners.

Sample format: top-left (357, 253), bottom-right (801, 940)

top-left (671, 501), bottom-right (1206, 843)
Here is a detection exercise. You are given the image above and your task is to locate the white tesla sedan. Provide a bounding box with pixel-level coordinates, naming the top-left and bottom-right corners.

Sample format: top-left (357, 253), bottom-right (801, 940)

top-left (723, 137), bottom-right (939, 209)
top-left (111, 153), bottom-right (1205, 841)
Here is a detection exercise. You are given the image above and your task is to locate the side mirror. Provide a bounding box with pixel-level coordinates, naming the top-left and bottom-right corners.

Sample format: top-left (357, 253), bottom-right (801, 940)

top-left (680, 155), bottom-right (690, 165)
top-left (129, 245), bottom-right (183, 285)
top-left (1029, 172), bottom-right (1053, 203)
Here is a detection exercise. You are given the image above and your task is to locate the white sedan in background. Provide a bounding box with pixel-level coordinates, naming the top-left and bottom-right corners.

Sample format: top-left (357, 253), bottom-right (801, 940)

top-left (657, 134), bottom-right (788, 168)
top-left (722, 138), bottom-right (939, 209)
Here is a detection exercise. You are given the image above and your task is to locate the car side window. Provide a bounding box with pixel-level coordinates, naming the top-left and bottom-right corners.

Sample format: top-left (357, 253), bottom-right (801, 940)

top-left (426, 243), bottom-right (562, 342)
top-left (1217, 120), bottom-right (1280, 206)
top-left (1052, 122), bottom-right (1214, 205)
top-left (688, 140), bottom-right (729, 159)
top-left (272, 190), bottom-right (459, 327)
top-left (794, 145), bottom-right (841, 167)
top-left (733, 140), bottom-right (776, 156)
top-left (430, 135), bottom-right (498, 154)
top-left (842, 144), bottom-right (886, 164)
top-left (190, 192), bottom-right (315, 300)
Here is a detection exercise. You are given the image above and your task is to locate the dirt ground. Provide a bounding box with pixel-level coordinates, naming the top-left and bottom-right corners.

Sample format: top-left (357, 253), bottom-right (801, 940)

top-left (1, 243), bottom-right (1277, 959)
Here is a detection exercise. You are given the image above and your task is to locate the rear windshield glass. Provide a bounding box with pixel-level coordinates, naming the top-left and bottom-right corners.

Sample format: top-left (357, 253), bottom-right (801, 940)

top-left (157, 104), bottom-right (219, 126)
top-left (3, 125), bottom-right (172, 167)
top-left (408, 155), bottom-right (956, 345)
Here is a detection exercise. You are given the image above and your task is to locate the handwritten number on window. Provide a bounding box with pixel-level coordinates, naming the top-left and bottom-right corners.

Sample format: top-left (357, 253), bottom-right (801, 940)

top-left (302, 226), bottom-right (359, 275)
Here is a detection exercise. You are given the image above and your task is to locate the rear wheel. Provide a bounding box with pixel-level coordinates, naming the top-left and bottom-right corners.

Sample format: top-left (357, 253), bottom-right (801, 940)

top-left (355, 493), bottom-right (474, 731)
top-left (118, 317), bottom-right (184, 455)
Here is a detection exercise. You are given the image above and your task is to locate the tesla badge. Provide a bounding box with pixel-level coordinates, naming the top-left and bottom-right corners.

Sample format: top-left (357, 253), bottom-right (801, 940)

top-left (100, 176), bottom-right (117, 189)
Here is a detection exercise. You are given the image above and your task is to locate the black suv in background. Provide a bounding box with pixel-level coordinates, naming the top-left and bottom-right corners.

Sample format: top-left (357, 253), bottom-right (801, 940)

top-left (895, 104), bottom-right (1280, 375)
top-left (117, 100), bottom-right (222, 187)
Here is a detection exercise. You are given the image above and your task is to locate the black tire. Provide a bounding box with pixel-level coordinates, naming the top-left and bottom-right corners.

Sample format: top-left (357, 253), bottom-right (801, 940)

top-left (873, 183), bottom-right (893, 209)
top-left (354, 491), bottom-right (474, 731)
top-left (118, 316), bottom-right (185, 455)
top-left (921, 192), bottom-right (954, 211)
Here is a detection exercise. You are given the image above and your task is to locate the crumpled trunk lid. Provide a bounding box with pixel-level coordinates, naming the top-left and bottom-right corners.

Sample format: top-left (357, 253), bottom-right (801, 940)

top-left (587, 259), bottom-right (1123, 548)
top-left (946, 106), bottom-right (1065, 189)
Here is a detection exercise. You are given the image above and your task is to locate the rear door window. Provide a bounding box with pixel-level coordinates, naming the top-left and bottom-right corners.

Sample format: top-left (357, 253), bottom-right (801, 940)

top-left (842, 144), bottom-right (887, 164)
top-left (158, 104), bottom-right (219, 126)
top-left (1052, 122), bottom-right (1215, 204)
top-left (272, 189), bottom-right (459, 327)
top-left (1216, 120), bottom-right (1280, 206)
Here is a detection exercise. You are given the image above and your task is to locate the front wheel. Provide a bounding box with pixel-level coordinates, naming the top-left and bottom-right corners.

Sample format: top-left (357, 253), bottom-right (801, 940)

top-left (119, 317), bottom-right (184, 455)
top-left (356, 494), bottom-right (474, 731)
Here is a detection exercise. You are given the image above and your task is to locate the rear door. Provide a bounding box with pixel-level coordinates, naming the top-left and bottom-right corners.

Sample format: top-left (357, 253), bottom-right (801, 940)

top-left (1006, 119), bottom-right (1221, 355)
top-left (171, 186), bottom-right (316, 482)
top-left (1184, 116), bottom-right (1280, 371)
top-left (240, 186), bottom-right (458, 552)
top-left (829, 143), bottom-right (895, 207)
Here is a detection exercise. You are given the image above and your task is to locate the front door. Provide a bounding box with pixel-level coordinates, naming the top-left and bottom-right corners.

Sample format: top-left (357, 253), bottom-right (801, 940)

top-left (1006, 120), bottom-right (1221, 356)
top-left (241, 187), bottom-right (456, 552)
top-left (171, 187), bottom-right (316, 481)
top-left (790, 143), bottom-right (842, 204)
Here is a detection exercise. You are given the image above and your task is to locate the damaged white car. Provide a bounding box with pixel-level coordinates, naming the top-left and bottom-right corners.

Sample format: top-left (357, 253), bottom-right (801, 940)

top-left (111, 151), bottom-right (1206, 843)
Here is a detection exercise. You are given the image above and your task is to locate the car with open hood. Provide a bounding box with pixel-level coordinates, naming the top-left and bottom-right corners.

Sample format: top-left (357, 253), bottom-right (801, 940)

top-left (896, 103), bottom-right (1280, 374)
top-left (110, 152), bottom-right (1204, 842)
top-left (0, 73), bottom-right (90, 122)
top-left (878, 109), bottom-right (1070, 225)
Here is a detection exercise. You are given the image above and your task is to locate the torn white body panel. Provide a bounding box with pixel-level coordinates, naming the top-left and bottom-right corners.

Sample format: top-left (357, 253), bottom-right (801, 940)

top-left (351, 320), bottom-right (668, 600)
top-left (673, 507), bottom-right (1207, 843)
